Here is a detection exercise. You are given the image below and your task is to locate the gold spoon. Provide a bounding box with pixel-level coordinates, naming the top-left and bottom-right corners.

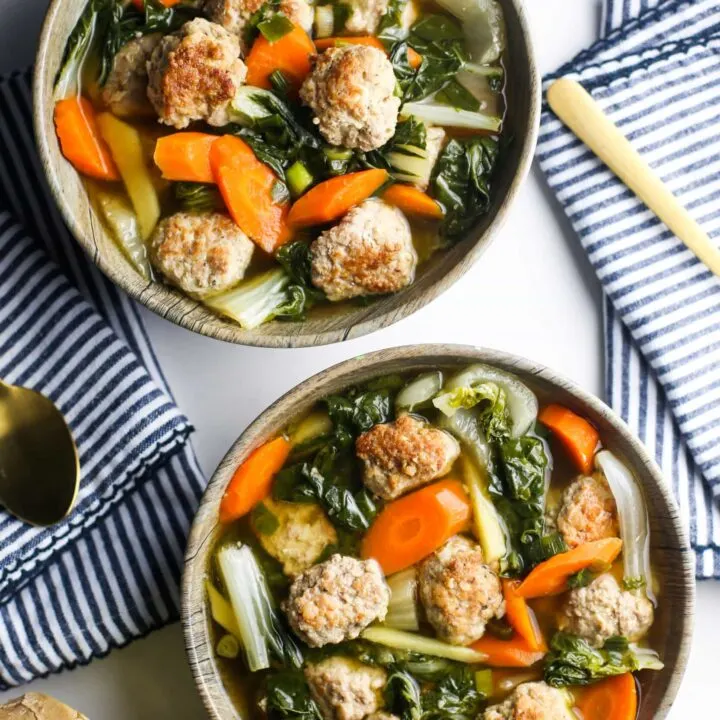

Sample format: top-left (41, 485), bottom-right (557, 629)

top-left (547, 78), bottom-right (720, 277)
top-left (0, 380), bottom-right (79, 526)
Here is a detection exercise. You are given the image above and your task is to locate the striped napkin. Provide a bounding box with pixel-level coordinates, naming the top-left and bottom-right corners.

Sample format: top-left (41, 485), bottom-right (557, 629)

top-left (0, 70), bottom-right (206, 686)
top-left (537, 0), bottom-right (720, 578)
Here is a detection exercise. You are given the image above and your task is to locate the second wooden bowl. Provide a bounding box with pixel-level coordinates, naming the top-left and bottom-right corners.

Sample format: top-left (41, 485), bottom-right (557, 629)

top-left (182, 344), bottom-right (694, 720)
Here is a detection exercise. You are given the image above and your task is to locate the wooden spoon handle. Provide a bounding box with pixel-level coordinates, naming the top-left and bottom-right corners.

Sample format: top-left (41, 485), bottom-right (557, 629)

top-left (547, 78), bottom-right (720, 277)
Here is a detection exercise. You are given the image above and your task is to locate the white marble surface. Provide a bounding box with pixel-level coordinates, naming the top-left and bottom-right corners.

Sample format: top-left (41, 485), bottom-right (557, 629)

top-left (0, 0), bottom-right (716, 716)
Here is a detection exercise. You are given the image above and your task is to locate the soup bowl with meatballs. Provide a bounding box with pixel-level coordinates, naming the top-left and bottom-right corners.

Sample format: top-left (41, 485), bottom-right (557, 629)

top-left (35, 0), bottom-right (539, 346)
top-left (182, 345), bottom-right (694, 720)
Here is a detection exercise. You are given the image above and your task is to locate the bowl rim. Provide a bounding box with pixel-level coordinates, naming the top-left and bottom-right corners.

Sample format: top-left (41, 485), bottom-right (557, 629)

top-left (33, 0), bottom-right (541, 348)
top-left (181, 343), bottom-right (695, 720)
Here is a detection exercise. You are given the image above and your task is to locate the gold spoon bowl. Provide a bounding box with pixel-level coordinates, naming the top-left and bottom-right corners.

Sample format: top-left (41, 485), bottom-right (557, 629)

top-left (0, 380), bottom-right (79, 526)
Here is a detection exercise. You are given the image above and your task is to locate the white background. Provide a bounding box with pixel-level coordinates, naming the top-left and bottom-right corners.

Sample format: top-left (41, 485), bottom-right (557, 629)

top-left (0, 0), bottom-right (717, 716)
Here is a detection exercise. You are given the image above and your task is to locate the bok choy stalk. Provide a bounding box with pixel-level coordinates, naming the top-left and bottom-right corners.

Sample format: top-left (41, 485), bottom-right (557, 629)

top-left (433, 0), bottom-right (505, 65)
top-left (595, 450), bottom-right (654, 602)
top-left (217, 543), bottom-right (303, 672)
top-left (433, 364), bottom-right (538, 438)
top-left (205, 269), bottom-right (292, 329)
top-left (361, 627), bottom-right (489, 664)
top-left (385, 568), bottom-right (420, 631)
top-left (544, 633), bottom-right (663, 688)
top-left (401, 103), bottom-right (502, 132)
top-left (395, 371), bottom-right (444, 413)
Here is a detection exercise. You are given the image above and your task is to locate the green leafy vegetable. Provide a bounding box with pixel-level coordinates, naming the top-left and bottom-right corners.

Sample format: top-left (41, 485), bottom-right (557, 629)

top-left (377, 0), bottom-right (410, 47)
top-left (432, 136), bottom-right (499, 240)
top-left (488, 434), bottom-right (562, 575)
top-left (273, 444), bottom-right (377, 531)
top-left (433, 382), bottom-right (509, 442)
top-left (421, 665), bottom-right (486, 720)
top-left (434, 78), bottom-right (481, 111)
top-left (544, 633), bottom-right (663, 688)
top-left (275, 241), bottom-right (325, 320)
top-left (173, 182), bottom-right (224, 212)
top-left (390, 15), bottom-right (468, 103)
top-left (266, 671), bottom-right (323, 720)
top-left (270, 69), bottom-right (292, 97)
top-left (55, 0), bottom-right (104, 96)
top-left (386, 669), bottom-right (422, 720)
top-left (251, 502), bottom-right (280, 536)
top-left (325, 385), bottom-right (395, 439)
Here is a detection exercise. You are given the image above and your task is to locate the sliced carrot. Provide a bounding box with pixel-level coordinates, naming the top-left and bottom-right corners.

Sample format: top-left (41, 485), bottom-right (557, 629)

top-left (516, 538), bottom-right (623, 598)
top-left (503, 580), bottom-right (546, 652)
top-left (246, 25), bottom-right (315, 92)
top-left (54, 96), bottom-right (119, 181)
top-left (471, 634), bottom-right (546, 668)
top-left (407, 47), bottom-right (423, 69)
top-left (210, 135), bottom-right (291, 253)
top-left (361, 479), bottom-right (471, 575)
top-left (153, 132), bottom-right (216, 183)
top-left (314, 36), bottom-right (386, 52)
top-left (576, 673), bottom-right (637, 720)
top-left (219, 437), bottom-right (291, 524)
top-left (383, 184), bottom-right (444, 219)
top-left (539, 404), bottom-right (600, 475)
top-left (288, 169), bottom-right (388, 227)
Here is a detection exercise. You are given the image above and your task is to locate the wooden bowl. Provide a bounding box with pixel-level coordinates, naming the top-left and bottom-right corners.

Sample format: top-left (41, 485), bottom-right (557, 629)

top-left (182, 345), bottom-right (694, 720)
top-left (34, 1), bottom-right (540, 348)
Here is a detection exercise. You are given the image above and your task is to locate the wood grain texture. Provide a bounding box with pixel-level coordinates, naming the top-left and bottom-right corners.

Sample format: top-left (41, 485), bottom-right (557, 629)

top-left (182, 345), bottom-right (694, 720)
top-left (33, 0), bottom-right (540, 348)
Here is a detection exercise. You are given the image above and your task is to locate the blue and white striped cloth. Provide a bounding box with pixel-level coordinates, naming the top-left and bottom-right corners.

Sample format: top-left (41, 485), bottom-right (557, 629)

top-left (538, 0), bottom-right (720, 578)
top-left (0, 70), bottom-right (206, 686)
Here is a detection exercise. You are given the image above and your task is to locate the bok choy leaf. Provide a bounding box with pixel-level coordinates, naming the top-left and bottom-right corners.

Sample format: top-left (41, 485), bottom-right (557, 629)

top-left (544, 633), bottom-right (663, 688)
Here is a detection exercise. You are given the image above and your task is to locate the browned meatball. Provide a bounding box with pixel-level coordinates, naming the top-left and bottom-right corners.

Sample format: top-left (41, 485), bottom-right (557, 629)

top-left (283, 554), bottom-right (390, 647)
top-left (150, 212), bottom-right (254, 296)
top-left (146, 18), bottom-right (246, 128)
top-left (356, 414), bottom-right (460, 500)
top-left (102, 34), bottom-right (161, 118)
top-left (559, 573), bottom-right (654, 648)
top-left (310, 199), bottom-right (416, 301)
top-left (483, 682), bottom-right (574, 720)
top-left (418, 536), bottom-right (505, 645)
top-left (556, 474), bottom-right (619, 549)
top-left (300, 45), bottom-right (399, 151)
top-left (304, 657), bottom-right (386, 720)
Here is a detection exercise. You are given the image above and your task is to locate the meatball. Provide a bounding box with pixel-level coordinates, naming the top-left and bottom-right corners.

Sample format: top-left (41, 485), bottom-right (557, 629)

top-left (418, 536), bottom-right (504, 645)
top-left (356, 414), bottom-right (460, 500)
top-left (150, 212), bottom-right (254, 296)
top-left (254, 498), bottom-right (337, 576)
top-left (102, 34), bottom-right (161, 118)
top-left (284, 554), bottom-right (390, 647)
top-left (560, 573), bottom-right (654, 647)
top-left (305, 657), bottom-right (386, 720)
top-left (366, 714), bottom-right (400, 720)
top-left (483, 682), bottom-right (573, 720)
top-left (556, 474), bottom-right (619, 549)
top-left (300, 45), bottom-right (400, 151)
top-left (310, 199), bottom-right (416, 301)
top-left (339, 0), bottom-right (389, 34)
top-left (205, 0), bottom-right (313, 52)
top-left (147, 18), bottom-right (247, 129)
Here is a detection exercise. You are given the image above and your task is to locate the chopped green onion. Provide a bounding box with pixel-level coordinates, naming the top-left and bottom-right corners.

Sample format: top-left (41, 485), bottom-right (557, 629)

top-left (567, 568), bottom-right (593, 590)
top-left (323, 146), bottom-right (353, 162)
top-left (258, 13), bottom-right (295, 42)
top-left (287, 161), bottom-right (314, 197)
top-left (216, 634), bottom-right (241, 659)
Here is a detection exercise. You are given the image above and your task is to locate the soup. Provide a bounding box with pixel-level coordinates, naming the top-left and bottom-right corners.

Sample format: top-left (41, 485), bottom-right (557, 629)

top-left (54, 0), bottom-right (507, 330)
top-left (207, 364), bottom-right (662, 720)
